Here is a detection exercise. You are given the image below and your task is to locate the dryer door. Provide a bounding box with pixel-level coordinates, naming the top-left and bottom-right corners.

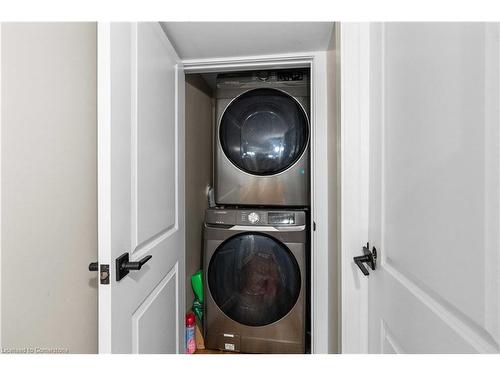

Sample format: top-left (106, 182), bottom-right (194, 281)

top-left (208, 233), bottom-right (301, 327)
top-left (219, 88), bottom-right (309, 176)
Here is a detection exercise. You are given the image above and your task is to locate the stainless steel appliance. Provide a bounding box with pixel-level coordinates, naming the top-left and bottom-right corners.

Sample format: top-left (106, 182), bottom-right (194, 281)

top-left (215, 70), bottom-right (310, 206)
top-left (203, 207), bottom-right (307, 353)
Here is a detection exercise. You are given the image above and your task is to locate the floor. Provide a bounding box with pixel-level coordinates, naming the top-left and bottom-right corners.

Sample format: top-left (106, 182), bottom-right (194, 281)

top-left (194, 349), bottom-right (237, 354)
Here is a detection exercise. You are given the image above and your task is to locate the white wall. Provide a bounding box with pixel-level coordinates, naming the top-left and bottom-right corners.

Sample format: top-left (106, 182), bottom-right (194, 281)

top-left (1, 23), bottom-right (97, 353)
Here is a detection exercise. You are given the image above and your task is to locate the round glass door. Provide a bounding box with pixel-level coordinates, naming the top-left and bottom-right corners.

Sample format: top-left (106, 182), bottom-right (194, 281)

top-left (219, 88), bottom-right (309, 176)
top-left (208, 233), bottom-right (301, 327)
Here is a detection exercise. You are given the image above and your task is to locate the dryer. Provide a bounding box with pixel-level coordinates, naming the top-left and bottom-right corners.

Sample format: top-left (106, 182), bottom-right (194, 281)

top-left (215, 70), bottom-right (310, 206)
top-left (203, 207), bottom-right (307, 353)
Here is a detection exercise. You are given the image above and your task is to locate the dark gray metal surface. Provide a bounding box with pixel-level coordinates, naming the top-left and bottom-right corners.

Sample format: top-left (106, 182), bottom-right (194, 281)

top-left (203, 208), bottom-right (308, 353)
top-left (215, 70), bottom-right (310, 207)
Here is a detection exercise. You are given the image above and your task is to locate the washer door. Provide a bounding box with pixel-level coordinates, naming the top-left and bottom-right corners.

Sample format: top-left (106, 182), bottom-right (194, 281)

top-left (219, 88), bottom-right (309, 176)
top-left (208, 232), bottom-right (301, 327)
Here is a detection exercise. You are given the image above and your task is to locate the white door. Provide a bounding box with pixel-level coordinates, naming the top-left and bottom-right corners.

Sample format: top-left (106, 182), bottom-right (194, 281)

top-left (364, 23), bottom-right (500, 353)
top-left (97, 22), bottom-right (185, 353)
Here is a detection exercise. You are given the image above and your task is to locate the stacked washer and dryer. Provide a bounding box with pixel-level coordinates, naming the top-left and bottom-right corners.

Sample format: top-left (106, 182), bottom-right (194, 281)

top-left (203, 69), bottom-right (310, 353)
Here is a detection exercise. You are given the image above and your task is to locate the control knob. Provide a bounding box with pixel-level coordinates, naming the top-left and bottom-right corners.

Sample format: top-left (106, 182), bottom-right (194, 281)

top-left (248, 212), bottom-right (260, 224)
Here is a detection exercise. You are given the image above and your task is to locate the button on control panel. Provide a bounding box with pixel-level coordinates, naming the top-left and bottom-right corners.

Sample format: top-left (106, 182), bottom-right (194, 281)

top-left (238, 211), bottom-right (267, 225)
top-left (247, 212), bottom-right (260, 224)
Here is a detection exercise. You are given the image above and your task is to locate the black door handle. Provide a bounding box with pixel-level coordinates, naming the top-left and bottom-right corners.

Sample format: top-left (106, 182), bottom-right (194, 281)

top-left (116, 252), bottom-right (152, 281)
top-left (354, 255), bottom-right (372, 276)
top-left (89, 262), bottom-right (98, 271)
top-left (122, 255), bottom-right (152, 271)
top-left (353, 242), bottom-right (377, 276)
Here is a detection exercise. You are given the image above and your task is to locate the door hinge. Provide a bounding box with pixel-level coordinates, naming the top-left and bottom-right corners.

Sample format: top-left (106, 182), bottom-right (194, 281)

top-left (100, 264), bottom-right (110, 285)
top-left (313, 221), bottom-right (316, 231)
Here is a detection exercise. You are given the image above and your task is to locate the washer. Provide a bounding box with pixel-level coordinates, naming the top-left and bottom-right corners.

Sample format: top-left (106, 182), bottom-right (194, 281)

top-left (215, 69), bottom-right (310, 206)
top-left (203, 207), bottom-right (307, 353)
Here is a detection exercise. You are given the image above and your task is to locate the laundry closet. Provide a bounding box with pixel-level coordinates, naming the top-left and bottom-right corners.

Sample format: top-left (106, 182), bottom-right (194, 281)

top-left (2, 21), bottom-right (496, 357)
top-left (184, 68), bottom-right (313, 353)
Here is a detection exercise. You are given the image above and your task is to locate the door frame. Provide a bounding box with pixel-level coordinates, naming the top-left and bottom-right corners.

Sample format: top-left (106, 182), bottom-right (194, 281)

top-left (339, 22), bottom-right (371, 353)
top-left (97, 22), bottom-right (112, 353)
top-left (0, 23), bottom-right (3, 348)
top-left (183, 51), bottom-right (332, 354)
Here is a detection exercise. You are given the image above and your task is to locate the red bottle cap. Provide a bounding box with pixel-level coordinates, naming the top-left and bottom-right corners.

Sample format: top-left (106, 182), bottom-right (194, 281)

top-left (186, 312), bottom-right (196, 326)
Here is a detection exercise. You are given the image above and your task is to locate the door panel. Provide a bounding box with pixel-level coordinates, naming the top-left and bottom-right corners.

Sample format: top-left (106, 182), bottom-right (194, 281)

top-left (368, 23), bottom-right (500, 353)
top-left (132, 265), bottom-right (178, 354)
top-left (136, 22), bottom-right (177, 246)
top-left (98, 22), bottom-right (185, 354)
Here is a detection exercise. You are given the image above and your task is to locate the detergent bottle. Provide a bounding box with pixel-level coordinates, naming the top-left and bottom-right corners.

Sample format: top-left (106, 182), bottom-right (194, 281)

top-left (185, 312), bottom-right (196, 354)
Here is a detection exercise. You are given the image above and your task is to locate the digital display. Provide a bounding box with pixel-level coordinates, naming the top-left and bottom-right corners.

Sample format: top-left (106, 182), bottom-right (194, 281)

top-left (278, 72), bottom-right (304, 81)
top-left (268, 212), bottom-right (295, 225)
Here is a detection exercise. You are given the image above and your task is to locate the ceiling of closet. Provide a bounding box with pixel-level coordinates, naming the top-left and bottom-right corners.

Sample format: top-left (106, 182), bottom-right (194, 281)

top-left (160, 22), bottom-right (334, 60)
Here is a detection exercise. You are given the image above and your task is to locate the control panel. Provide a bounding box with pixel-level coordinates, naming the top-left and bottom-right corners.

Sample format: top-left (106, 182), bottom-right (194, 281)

top-left (217, 69), bottom-right (309, 88)
top-left (206, 208), bottom-right (306, 227)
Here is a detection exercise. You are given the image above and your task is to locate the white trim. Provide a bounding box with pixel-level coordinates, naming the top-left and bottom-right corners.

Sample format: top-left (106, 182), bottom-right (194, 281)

top-left (0, 22), bottom-right (3, 348)
top-left (310, 51), bottom-right (330, 354)
top-left (183, 53), bottom-right (313, 74)
top-left (97, 22), bottom-right (112, 354)
top-left (175, 59), bottom-right (186, 354)
top-left (340, 22), bottom-right (371, 353)
top-left (130, 22), bottom-right (138, 251)
top-left (483, 22), bottom-right (500, 347)
top-left (183, 51), bottom-right (331, 354)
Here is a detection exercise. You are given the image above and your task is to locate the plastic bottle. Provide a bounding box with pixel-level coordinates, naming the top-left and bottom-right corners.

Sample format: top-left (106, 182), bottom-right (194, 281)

top-left (185, 312), bottom-right (196, 354)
